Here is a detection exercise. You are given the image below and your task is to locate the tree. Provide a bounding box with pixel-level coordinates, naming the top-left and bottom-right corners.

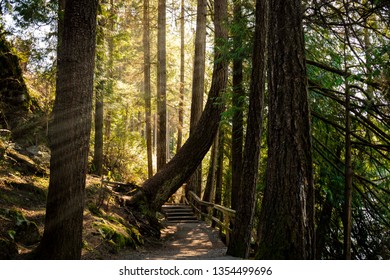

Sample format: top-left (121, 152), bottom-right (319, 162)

top-left (92, 5), bottom-right (106, 176)
top-left (35, 0), bottom-right (98, 259)
top-left (157, 0), bottom-right (167, 171)
top-left (227, 0), bottom-right (267, 258)
top-left (202, 131), bottom-right (219, 203)
top-left (143, 0), bottom-right (153, 178)
top-left (230, 0), bottom-right (245, 211)
top-left (186, 0), bottom-right (207, 197)
top-left (256, 0), bottom-right (315, 259)
top-left (127, 0), bottom-right (228, 212)
top-left (176, 0), bottom-right (185, 152)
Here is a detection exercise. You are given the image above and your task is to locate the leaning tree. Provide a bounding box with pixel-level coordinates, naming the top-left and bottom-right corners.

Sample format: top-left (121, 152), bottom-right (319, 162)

top-left (127, 0), bottom-right (229, 213)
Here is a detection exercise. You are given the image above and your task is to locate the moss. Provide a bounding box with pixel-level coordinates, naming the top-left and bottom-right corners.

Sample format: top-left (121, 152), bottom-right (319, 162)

top-left (88, 203), bottom-right (103, 217)
top-left (105, 213), bottom-right (125, 225)
top-left (93, 217), bottom-right (143, 253)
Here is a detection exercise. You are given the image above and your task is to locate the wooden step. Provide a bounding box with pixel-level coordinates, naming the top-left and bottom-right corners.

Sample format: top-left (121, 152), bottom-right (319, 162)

top-left (162, 204), bottom-right (198, 223)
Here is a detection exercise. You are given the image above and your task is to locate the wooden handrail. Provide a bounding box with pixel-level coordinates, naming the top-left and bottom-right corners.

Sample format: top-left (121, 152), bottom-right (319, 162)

top-left (187, 191), bottom-right (236, 245)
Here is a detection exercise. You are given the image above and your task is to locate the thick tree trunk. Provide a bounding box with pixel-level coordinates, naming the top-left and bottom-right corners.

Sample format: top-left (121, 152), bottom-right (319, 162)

top-left (227, 0), bottom-right (267, 259)
top-left (257, 0), bottom-right (315, 260)
top-left (128, 0), bottom-right (228, 212)
top-left (157, 0), bottom-right (167, 171)
top-left (231, 0), bottom-right (245, 211)
top-left (144, 0), bottom-right (153, 178)
top-left (186, 0), bottom-right (207, 197)
top-left (35, 0), bottom-right (98, 259)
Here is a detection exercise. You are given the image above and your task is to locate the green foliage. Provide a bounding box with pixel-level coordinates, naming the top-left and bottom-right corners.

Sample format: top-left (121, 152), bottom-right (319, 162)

top-left (9, 0), bottom-right (57, 28)
top-left (305, 2), bottom-right (390, 258)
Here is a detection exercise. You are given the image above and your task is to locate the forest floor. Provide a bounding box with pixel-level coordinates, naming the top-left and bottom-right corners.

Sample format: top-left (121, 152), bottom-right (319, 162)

top-left (0, 139), bottom-right (235, 260)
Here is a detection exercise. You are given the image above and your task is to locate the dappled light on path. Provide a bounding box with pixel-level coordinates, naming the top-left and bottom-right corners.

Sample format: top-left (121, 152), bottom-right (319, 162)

top-left (122, 222), bottom-right (239, 260)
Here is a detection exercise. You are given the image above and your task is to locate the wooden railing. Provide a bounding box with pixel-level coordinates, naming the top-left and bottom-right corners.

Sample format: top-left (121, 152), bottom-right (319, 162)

top-left (187, 191), bottom-right (236, 245)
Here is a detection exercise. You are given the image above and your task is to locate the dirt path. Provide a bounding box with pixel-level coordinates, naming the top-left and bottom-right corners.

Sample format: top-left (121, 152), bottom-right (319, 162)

top-left (120, 222), bottom-right (239, 260)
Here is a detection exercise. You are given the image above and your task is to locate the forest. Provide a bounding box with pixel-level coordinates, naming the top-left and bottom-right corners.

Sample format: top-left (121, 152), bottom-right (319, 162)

top-left (0, 0), bottom-right (389, 260)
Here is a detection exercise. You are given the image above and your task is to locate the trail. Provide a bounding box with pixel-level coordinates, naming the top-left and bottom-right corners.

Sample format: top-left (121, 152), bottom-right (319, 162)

top-left (121, 222), bottom-right (239, 260)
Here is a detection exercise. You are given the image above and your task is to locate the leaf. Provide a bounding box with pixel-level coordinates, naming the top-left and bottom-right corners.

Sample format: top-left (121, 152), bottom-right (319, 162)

top-left (7, 230), bottom-right (16, 240)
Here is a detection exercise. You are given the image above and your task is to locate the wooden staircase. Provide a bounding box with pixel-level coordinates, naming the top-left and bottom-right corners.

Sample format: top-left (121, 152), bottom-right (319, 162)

top-left (162, 204), bottom-right (198, 223)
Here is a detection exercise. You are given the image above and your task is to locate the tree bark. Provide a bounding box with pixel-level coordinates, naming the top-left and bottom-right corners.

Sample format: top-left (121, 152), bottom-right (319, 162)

top-left (227, 0), bottom-right (267, 259)
top-left (157, 0), bottom-right (167, 171)
top-left (35, 0), bottom-right (98, 259)
top-left (257, 0), bottom-right (315, 260)
top-left (127, 0), bottom-right (228, 212)
top-left (186, 0), bottom-right (207, 197)
top-left (143, 0), bottom-right (153, 178)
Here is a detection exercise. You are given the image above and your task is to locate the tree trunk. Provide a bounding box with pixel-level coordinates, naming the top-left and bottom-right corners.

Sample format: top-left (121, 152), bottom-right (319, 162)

top-left (157, 0), bottom-right (167, 171)
top-left (343, 78), bottom-right (353, 260)
top-left (257, 0), bottom-right (315, 260)
top-left (186, 0), bottom-right (207, 197)
top-left (35, 0), bottom-right (98, 259)
top-left (227, 0), bottom-right (267, 259)
top-left (316, 193), bottom-right (333, 259)
top-left (230, 0), bottom-right (245, 211)
top-left (127, 0), bottom-right (228, 212)
top-left (92, 13), bottom-right (105, 176)
top-left (104, 0), bottom-right (115, 146)
top-left (212, 126), bottom-right (224, 228)
top-left (143, 0), bottom-right (153, 178)
top-left (176, 0), bottom-right (185, 152)
top-left (93, 85), bottom-right (104, 175)
top-left (202, 131), bottom-right (219, 203)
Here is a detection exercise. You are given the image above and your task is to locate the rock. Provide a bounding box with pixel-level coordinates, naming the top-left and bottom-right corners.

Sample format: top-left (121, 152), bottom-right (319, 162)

top-left (0, 238), bottom-right (18, 259)
top-left (27, 145), bottom-right (51, 165)
top-left (0, 27), bottom-right (30, 131)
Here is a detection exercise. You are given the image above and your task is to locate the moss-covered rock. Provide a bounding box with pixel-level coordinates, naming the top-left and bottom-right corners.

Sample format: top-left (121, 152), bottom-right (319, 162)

top-left (93, 216), bottom-right (143, 253)
top-left (0, 27), bottom-right (30, 130)
top-left (0, 27), bottom-right (44, 144)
